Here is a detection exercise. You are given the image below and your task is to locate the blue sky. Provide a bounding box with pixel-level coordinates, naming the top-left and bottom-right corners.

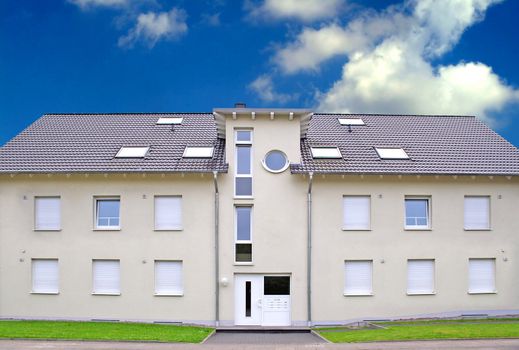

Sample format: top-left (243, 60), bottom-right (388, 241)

top-left (1, 0), bottom-right (518, 146)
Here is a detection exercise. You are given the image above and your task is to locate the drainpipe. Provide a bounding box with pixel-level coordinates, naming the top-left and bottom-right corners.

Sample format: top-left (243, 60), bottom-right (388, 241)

top-left (307, 172), bottom-right (314, 327)
top-left (213, 171), bottom-right (220, 327)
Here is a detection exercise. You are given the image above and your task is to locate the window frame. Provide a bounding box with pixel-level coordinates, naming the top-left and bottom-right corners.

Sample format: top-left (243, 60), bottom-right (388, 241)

top-left (342, 195), bottom-right (371, 231)
top-left (375, 147), bottom-right (410, 160)
top-left (182, 146), bottom-right (214, 158)
top-left (338, 118), bottom-right (365, 126)
top-left (115, 146), bottom-right (149, 158)
top-left (310, 147), bottom-right (342, 159)
top-left (262, 150), bottom-right (289, 173)
top-left (31, 258), bottom-right (59, 295)
top-left (464, 195), bottom-right (491, 231)
top-left (407, 259), bottom-right (435, 295)
top-left (234, 129), bottom-right (253, 198)
top-left (34, 196), bottom-right (62, 231)
top-left (468, 258), bottom-right (496, 294)
top-left (154, 195), bottom-right (183, 231)
top-left (234, 205), bottom-right (253, 264)
top-left (94, 197), bottom-right (121, 231)
top-left (404, 196), bottom-right (431, 230)
top-left (344, 260), bottom-right (373, 296)
top-left (154, 260), bottom-right (184, 296)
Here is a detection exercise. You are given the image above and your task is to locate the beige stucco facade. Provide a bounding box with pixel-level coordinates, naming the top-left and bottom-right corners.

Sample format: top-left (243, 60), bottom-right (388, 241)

top-left (0, 112), bottom-right (518, 326)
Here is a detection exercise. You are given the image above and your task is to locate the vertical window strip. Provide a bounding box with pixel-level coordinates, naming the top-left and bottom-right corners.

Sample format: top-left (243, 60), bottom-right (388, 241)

top-left (235, 206), bottom-right (253, 262)
top-left (235, 130), bottom-right (253, 197)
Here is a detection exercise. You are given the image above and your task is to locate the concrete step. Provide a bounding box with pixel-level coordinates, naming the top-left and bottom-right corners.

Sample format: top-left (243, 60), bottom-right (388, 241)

top-left (216, 326), bottom-right (311, 333)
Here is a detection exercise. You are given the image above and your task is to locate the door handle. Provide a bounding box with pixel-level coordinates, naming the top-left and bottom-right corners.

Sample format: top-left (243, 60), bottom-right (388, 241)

top-left (257, 298), bottom-right (262, 308)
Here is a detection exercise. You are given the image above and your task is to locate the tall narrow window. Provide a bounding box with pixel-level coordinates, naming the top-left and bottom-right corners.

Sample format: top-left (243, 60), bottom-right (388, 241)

top-left (464, 196), bottom-right (490, 230)
top-left (35, 197), bottom-right (61, 230)
top-left (407, 259), bottom-right (435, 295)
top-left (95, 197), bottom-right (120, 229)
top-left (154, 196), bottom-right (182, 230)
top-left (235, 130), bottom-right (252, 197)
top-left (32, 259), bottom-right (59, 294)
top-left (344, 260), bottom-right (372, 296)
top-left (405, 197), bottom-right (430, 229)
top-left (343, 196), bottom-right (370, 230)
top-left (92, 260), bottom-right (120, 295)
top-left (469, 258), bottom-right (496, 294)
top-left (235, 206), bottom-right (252, 263)
top-left (245, 281), bottom-right (251, 317)
top-left (154, 261), bottom-right (183, 296)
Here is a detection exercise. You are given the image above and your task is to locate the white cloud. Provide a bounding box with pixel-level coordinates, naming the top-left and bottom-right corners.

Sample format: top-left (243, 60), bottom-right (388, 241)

top-left (248, 0), bottom-right (345, 22)
top-left (68, 0), bottom-right (127, 9)
top-left (201, 13), bottom-right (221, 27)
top-left (118, 8), bottom-right (188, 48)
top-left (269, 0), bottom-right (517, 123)
top-left (249, 74), bottom-right (295, 103)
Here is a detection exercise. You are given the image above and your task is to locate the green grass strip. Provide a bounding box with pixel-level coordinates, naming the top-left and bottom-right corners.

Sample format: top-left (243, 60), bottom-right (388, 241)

top-left (319, 322), bottom-right (519, 343)
top-left (0, 320), bottom-right (212, 343)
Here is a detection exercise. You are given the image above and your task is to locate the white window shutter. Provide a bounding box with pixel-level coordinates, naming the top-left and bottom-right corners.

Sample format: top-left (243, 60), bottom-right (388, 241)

top-left (469, 259), bottom-right (495, 293)
top-left (35, 197), bottom-right (61, 230)
top-left (464, 197), bottom-right (490, 229)
top-left (343, 196), bottom-right (370, 230)
top-left (407, 260), bottom-right (434, 294)
top-left (32, 259), bottom-right (59, 293)
top-left (93, 260), bottom-right (120, 294)
top-left (344, 261), bottom-right (372, 295)
top-left (155, 261), bottom-right (183, 295)
top-left (155, 197), bottom-right (182, 230)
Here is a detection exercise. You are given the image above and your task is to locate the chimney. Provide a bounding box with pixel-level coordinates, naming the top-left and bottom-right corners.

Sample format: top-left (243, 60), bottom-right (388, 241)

top-left (234, 102), bottom-right (246, 109)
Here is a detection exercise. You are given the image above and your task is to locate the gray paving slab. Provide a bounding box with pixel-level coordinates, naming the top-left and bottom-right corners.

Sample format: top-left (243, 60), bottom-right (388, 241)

top-left (204, 331), bottom-right (327, 345)
top-left (1, 339), bottom-right (519, 350)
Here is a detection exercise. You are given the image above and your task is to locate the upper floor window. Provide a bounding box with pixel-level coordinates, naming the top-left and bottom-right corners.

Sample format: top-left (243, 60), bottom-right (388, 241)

top-left (405, 197), bottom-right (430, 229)
top-left (375, 147), bottom-right (409, 160)
top-left (464, 196), bottom-right (490, 230)
top-left (235, 130), bottom-right (252, 197)
top-left (310, 147), bottom-right (342, 159)
top-left (95, 197), bottom-right (120, 230)
top-left (338, 118), bottom-right (365, 126)
top-left (235, 206), bottom-right (252, 263)
top-left (343, 196), bottom-right (370, 230)
top-left (183, 146), bottom-right (214, 158)
top-left (34, 197), bottom-right (61, 231)
top-left (115, 146), bottom-right (149, 158)
top-left (154, 196), bottom-right (182, 230)
top-left (156, 117), bottom-right (183, 125)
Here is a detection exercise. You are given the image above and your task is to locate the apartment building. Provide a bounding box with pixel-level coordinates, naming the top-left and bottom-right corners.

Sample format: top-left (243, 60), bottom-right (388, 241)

top-left (0, 107), bottom-right (518, 327)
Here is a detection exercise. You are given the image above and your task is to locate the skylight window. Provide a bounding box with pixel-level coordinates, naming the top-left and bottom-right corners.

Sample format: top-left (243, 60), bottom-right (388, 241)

top-left (115, 147), bottom-right (149, 158)
top-left (338, 118), bottom-right (365, 126)
top-left (375, 147), bottom-right (410, 160)
top-left (183, 146), bottom-right (214, 158)
top-left (156, 117), bottom-right (183, 125)
top-left (311, 147), bottom-right (342, 159)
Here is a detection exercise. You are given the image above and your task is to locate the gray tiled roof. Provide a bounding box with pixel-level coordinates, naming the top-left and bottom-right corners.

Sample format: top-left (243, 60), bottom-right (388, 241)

top-left (0, 113), bottom-right (228, 173)
top-left (291, 114), bottom-right (519, 175)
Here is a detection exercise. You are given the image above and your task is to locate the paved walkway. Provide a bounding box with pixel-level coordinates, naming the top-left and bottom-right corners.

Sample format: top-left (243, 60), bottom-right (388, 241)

top-left (205, 331), bottom-right (326, 344)
top-left (1, 339), bottom-right (519, 349)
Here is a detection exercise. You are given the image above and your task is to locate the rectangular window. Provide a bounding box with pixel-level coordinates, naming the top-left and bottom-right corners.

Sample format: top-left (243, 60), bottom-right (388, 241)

top-left (407, 259), bottom-right (435, 295)
top-left (343, 196), bottom-right (370, 230)
top-left (375, 147), bottom-right (410, 159)
top-left (235, 130), bottom-right (252, 197)
top-left (344, 260), bottom-right (372, 296)
top-left (92, 260), bottom-right (120, 295)
top-left (235, 206), bottom-right (252, 263)
top-left (310, 147), bottom-right (342, 159)
top-left (264, 276), bottom-right (290, 295)
top-left (405, 197), bottom-right (430, 229)
top-left (154, 261), bottom-right (183, 296)
top-left (183, 146), bottom-right (214, 158)
top-left (32, 259), bottom-right (59, 294)
top-left (469, 258), bottom-right (496, 294)
top-left (154, 196), bottom-right (182, 230)
top-left (95, 198), bottom-right (120, 229)
top-left (34, 197), bottom-right (61, 230)
top-left (115, 146), bottom-right (149, 158)
top-left (464, 196), bottom-right (490, 230)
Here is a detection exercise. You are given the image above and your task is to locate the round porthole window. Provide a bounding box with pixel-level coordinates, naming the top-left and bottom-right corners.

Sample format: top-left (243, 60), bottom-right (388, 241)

top-left (262, 150), bottom-right (289, 173)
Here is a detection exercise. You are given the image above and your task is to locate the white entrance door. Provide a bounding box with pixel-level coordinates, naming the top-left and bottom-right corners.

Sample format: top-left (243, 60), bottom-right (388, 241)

top-left (234, 274), bottom-right (291, 326)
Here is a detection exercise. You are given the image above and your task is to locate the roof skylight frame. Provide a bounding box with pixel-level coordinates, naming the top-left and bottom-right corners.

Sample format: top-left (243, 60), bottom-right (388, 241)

top-left (183, 146), bottom-right (214, 158)
top-left (156, 117), bottom-right (183, 125)
top-left (338, 118), bottom-right (365, 126)
top-left (310, 147), bottom-right (343, 159)
top-left (115, 146), bottom-right (150, 158)
top-left (375, 147), bottom-right (410, 160)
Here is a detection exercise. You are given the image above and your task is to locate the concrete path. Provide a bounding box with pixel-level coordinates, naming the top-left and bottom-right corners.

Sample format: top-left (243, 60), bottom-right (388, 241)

top-left (1, 339), bottom-right (519, 349)
top-left (204, 331), bottom-right (326, 344)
